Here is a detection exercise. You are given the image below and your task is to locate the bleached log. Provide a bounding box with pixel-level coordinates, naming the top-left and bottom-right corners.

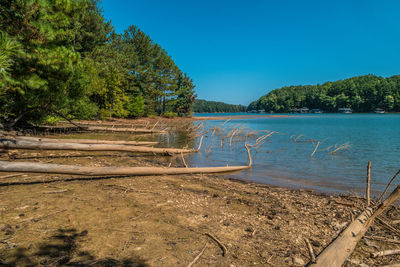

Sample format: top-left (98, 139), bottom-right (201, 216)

top-left (0, 139), bottom-right (197, 155)
top-left (308, 186), bottom-right (400, 267)
top-left (371, 249), bottom-right (400, 258)
top-left (0, 140), bottom-right (249, 177)
top-left (10, 136), bottom-right (158, 146)
top-left (27, 125), bottom-right (166, 134)
top-left (0, 156), bottom-right (249, 178)
top-left (86, 126), bottom-right (166, 134)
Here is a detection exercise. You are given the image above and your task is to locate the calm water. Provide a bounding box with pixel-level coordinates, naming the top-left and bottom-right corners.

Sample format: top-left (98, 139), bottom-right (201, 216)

top-left (184, 113), bottom-right (400, 195)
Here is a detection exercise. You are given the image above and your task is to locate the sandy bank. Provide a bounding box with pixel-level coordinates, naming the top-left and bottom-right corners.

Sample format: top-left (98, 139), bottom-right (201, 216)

top-left (0, 149), bottom-right (399, 266)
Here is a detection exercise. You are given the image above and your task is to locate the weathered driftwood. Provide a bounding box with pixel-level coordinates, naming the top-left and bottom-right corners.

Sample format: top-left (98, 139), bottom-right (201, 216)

top-left (367, 161), bottom-right (371, 206)
top-left (366, 235), bottom-right (400, 244)
top-left (0, 138), bottom-right (199, 155)
top-left (0, 142), bottom-right (249, 177)
top-left (205, 233), bottom-right (227, 257)
top-left (304, 238), bottom-right (316, 263)
top-left (9, 136), bottom-right (158, 146)
top-left (59, 120), bottom-right (164, 127)
top-left (26, 125), bottom-right (166, 134)
top-left (308, 186), bottom-right (400, 267)
top-left (0, 154), bottom-right (250, 177)
top-left (86, 126), bottom-right (166, 134)
top-left (371, 249), bottom-right (400, 258)
top-left (187, 242), bottom-right (207, 267)
top-left (0, 173), bottom-right (24, 179)
top-left (376, 168), bottom-right (400, 204)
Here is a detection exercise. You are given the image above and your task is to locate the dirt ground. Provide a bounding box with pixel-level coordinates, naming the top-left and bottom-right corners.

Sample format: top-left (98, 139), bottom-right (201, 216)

top-left (1, 120), bottom-right (400, 266)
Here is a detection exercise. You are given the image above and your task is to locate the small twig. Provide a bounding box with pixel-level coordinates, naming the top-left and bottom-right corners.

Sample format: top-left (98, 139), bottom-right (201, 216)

top-left (371, 249), bottom-right (400, 258)
top-left (380, 263), bottom-right (400, 267)
top-left (229, 128), bottom-right (239, 149)
top-left (187, 242), bottom-right (207, 267)
top-left (304, 238), bottom-right (316, 263)
top-left (328, 143), bottom-right (351, 154)
top-left (181, 152), bottom-right (188, 168)
top-left (328, 199), bottom-right (355, 207)
top-left (376, 217), bottom-right (400, 236)
top-left (43, 189), bottom-right (68, 194)
top-left (376, 169), bottom-right (400, 205)
top-left (205, 233), bottom-right (227, 257)
top-left (294, 134), bottom-right (304, 142)
top-left (310, 141), bottom-right (320, 158)
top-left (0, 173), bottom-right (24, 179)
top-left (150, 121), bottom-right (159, 131)
top-left (365, 235), bottom-right (400, 244)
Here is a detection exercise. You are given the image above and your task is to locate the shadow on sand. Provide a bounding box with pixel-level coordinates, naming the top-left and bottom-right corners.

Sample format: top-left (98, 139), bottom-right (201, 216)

top-left (1, 228), bottom-right (148, 267)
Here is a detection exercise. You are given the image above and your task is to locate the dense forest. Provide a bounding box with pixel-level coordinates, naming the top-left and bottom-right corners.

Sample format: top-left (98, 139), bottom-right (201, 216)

top-left (193, 99), bottom-right (246, 113)
top-left (0, 0), bottom-right (196, 128)
top-left (248, 74), bottom-right (400, 113)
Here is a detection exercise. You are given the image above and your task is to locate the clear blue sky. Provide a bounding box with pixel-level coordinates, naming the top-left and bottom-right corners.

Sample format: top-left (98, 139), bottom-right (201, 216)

top-left (101, 0), bottom-right (400, 105)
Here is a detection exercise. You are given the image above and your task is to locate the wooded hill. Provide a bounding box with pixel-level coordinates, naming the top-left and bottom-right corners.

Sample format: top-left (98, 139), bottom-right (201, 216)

top-left (193, 99), bottom-right (246, 113)
top-left (0, 0), bottom-right (196, 128)
top-left (248, 74), bottom-right (400, 113)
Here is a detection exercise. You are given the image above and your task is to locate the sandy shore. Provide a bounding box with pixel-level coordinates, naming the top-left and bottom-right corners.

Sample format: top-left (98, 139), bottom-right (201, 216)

top-left (0, 153), bottom-right (399, 266)
top-left (1, 119), bottom-right (400, 266)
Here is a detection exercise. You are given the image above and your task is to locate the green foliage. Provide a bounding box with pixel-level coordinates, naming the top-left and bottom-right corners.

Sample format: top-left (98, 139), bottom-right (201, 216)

top-left (249, 75), bottom-right (400, 112)
top-left (162, 111), bottom-right (178, 118)
top-left (42, 115), bottom-right (61, 126)
top-left (0, 0), bottom-right (196, 127)
top-left (126, 95), bottom-right (145, 117)
top-left (194, 99), bottom-right (247, 113)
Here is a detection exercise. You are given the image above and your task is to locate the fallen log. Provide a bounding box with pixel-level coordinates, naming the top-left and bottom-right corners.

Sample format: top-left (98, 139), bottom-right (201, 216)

top-left (0, 138), bottom-right (200, 155)
top-left (308, 186), bottom-right (400, 267)
top-left (60, 121), bottom-right (166, 128)
top-left (23, 125), bottom-right (167, 134)
top-left (86, 126), bottom-right (166, 134)
top-left (0, 144), bottom-right (250, 176)
top-left (9, 136), bottom-right (158, 146)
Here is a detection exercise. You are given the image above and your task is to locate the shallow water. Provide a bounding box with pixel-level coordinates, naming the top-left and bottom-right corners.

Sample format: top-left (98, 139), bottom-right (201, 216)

top-left (186, 113), bottom-right (400, 195)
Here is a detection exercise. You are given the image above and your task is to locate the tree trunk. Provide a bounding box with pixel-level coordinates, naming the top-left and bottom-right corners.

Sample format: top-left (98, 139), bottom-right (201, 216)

top-left (308, 186), bottom-right (400, 267)
top-left (86, 126), bottom-right (166, 133)
top-left (0, 139), bottom-right (197, 154)
top-left (0, 160), bottom-right (250, 176)
top-left (8, 136), bottom-right (158, 146)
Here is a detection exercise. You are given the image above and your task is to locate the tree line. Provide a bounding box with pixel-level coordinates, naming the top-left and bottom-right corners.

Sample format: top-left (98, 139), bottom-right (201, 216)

top-left (193, 99), bottom-right (246, 113)
top-left (248, 74), bottom-right (400, 113)
top-left (0, 0), bottom-right (196, 128)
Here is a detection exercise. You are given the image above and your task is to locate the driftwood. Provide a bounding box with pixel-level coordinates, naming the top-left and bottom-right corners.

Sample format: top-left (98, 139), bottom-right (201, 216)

top-left (308, 186), bottom-right (400, 267)
top-left (0, 160), bottom-right (250, 177)
top-left (0, 138), bottom-right (200, 155)
top-left (187, 243), bottom-right (207, 267)
top-left (367, 161), bottom-right (371, 206)
top-left (371, 249), bottom-right (400, 258)
top-left (60, 121), bottom-right (165, 128)
top-left (0, 143), bottom-right (250, 176)
top-left (365, 235), bottom-right (400, 244)
top-left (304, 238), bottom-right (316, 263)
top-left (86, 126), bottom-right (166, 134)
top-left (0, 173), bottom-right (24, 179)
top-left (376, 168), bottom-right (400, 204)
top-left (27, 125), bottom-right (166, 134)
top-left (9, 136), bottom-right (158, 146)
top-left (205, 233), bottom-right (227, 257)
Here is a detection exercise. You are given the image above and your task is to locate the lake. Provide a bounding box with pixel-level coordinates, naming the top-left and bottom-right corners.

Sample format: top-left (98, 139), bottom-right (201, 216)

top-left (184, 113), bottom-right (400, 195)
